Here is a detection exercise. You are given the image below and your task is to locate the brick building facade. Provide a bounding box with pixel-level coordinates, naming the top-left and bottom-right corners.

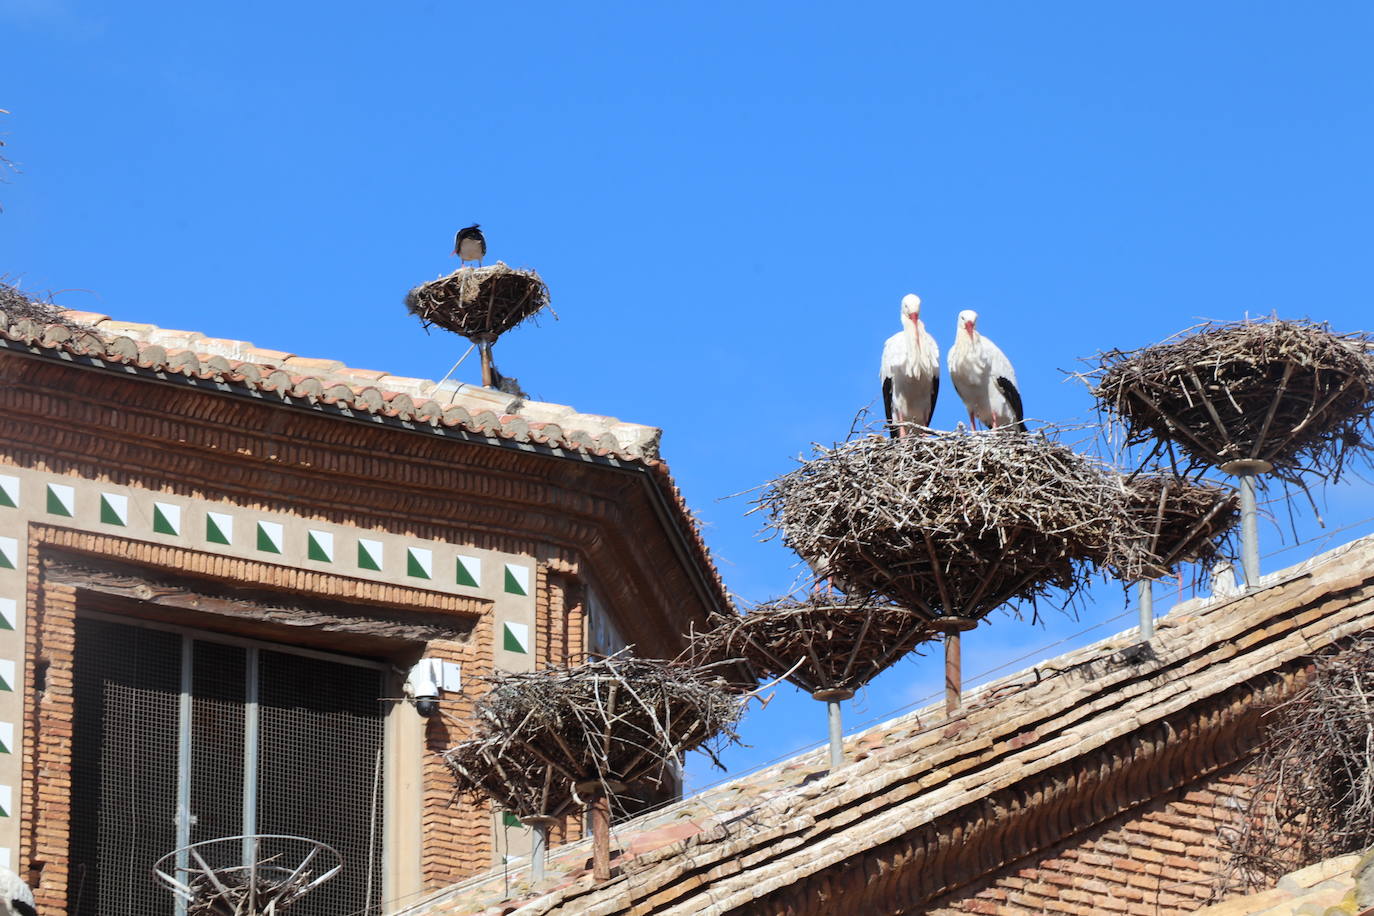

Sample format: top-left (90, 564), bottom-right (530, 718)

top-left (0, 303), bottom-right (727, 914)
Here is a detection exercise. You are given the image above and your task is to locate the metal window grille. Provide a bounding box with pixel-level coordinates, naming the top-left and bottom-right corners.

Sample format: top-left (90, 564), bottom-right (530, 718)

top-left (69, 616), bottom-right (386, 916)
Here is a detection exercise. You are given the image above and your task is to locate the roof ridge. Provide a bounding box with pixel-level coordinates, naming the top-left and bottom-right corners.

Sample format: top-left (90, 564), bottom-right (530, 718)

top-left (43, 308), bottom-right (664, 456)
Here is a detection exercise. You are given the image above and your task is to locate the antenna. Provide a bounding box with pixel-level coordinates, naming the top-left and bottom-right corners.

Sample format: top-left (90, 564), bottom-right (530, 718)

top-left (153, 834), bottom-right (342, 916)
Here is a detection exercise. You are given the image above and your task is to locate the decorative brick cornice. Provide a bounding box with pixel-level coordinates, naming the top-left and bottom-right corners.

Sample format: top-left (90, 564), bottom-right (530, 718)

top-left (0, 355), bottom-right (726, 654)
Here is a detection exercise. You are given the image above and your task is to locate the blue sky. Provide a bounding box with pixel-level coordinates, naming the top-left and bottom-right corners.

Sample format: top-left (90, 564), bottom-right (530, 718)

top-left (3, 2), bottom-right (1373, 786)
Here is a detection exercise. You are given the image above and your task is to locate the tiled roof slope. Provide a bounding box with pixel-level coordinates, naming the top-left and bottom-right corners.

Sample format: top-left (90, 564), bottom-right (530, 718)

top-left (404, 534), bottom-right (1374, 916)
top-left (2, 307), bottom-right (662, 460)
top-left (0, 303), bottom-right (731, 612)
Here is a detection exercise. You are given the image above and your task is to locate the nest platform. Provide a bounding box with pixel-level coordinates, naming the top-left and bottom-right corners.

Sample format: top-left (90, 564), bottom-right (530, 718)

top-left (756, 429), bottom-right (1148, 623)
top-left (405, 262), bottom-right (551, 341)
top-left (692, 599), bottom-right (930, 696)
top-left (444, 734), bottom-right (578, 821)
top-left (1091, 318), bottom-right (1374, 478)
top-left (462, 656), bottom-right (741, 793)
top-left (1123, 472), bottom-right (1238, 578)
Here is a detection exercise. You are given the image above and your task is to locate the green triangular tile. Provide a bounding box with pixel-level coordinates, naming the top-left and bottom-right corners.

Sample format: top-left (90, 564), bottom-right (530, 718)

top-left (206, 515), bottom-right (230, 545)
top-left (256, 525), bottom-right (281, 554)
top-left (0, 738), bottom-right (10, 755)
top-left (307, 533), bottom-right (330, 562)
top-left (0, 552), bottom-right (12, 571)
top-left (358, 542), bottom-right (381, 571)
top-left (153, 505), bottom-right (177, 535)
top-left (0, 615), bottom-right (13, 632)
top-left (99, 495), bottom-right (125, 526)
top-left (407, 552), bottom-right (430, 579)
top-left (455, 558), bottom-right (479, 587)
top-left (46, 487), bottom-right (72, 517)
top-left (0, 489), bottom-right (14, 510)
top-left (0, 675), bottom-right (11, 692)
top-left (503, 623), bottom-right (528, 654)
top-left (504, 567), bottom-right (527, 596)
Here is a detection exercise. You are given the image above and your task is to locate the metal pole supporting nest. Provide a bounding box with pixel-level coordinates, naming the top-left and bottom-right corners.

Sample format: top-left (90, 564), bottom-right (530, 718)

top-left (477, 335), bottom-right (496, 389)
top-left (931, 617), bottom-right (977, 716)
top-left (811, 687), bottom-right (854, 770)
top-left (1220, 458), bottom-right (1272, 588)
top-left (521, 815), bottom-right (559, 884)
top-left (1138, 579), bottom-right (1155, 640)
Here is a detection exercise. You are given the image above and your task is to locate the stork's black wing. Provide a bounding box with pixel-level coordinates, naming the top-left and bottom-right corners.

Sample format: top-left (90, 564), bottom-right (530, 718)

top-left (926, 374), bottom-right (939, 427)
top-left (882, 375), bottom-right (896, 438)
top-left (454, 224), bottom-right (486, 255)
top-left (995, 376), bottom-right (1026, 432)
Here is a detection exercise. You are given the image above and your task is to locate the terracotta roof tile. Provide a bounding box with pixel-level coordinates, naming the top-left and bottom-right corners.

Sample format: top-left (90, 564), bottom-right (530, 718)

top-left (0, 305), bottom-right (730, 617)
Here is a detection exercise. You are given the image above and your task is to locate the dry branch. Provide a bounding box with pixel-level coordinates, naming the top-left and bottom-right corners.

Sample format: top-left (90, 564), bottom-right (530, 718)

top-left (404, 262), bottom-right (551, 341)
top-left (0, 281), bottom-right (90, 332)
top-left (1088, 318), bottom-right (1374, 479)
top-left (1218, 636), bottom-right (1374, 896)
top-left (755, 429), bottom-right (1150, 622)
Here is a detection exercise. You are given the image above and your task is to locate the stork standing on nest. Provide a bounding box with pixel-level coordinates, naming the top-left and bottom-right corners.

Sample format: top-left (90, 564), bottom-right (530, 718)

top-left (452, 224), bottom-right (487, 267)
top-left (948, 309), bottom-right (1025, 431)
top-left (879, 294), bottom-right (940, 437)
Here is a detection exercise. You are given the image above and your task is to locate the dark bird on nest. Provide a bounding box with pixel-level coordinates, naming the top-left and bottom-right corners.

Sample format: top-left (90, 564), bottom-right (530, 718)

top-left (452, 224), bottom-right (487, 267)
top-left (947, 309), bottom-right (1026, 432)
top-left (879, 294), bottom-right (940, 438)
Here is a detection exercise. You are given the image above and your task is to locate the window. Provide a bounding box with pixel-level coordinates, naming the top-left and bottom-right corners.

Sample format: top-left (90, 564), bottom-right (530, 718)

top-left (69, 616), bottom-right (386, 916)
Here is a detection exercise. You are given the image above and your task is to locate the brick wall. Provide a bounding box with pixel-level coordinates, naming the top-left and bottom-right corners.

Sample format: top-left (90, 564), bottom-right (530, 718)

top-left (928, 763), bottom-right (1283, 916)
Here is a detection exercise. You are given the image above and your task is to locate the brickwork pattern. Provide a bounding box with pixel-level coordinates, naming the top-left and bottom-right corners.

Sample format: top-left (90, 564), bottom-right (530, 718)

top-left (21, 569), bottom-right (73, 914)
top-left (422, 632), bottom-right (493, 886)
top-left (927, 766), bottom-right (1277, 915)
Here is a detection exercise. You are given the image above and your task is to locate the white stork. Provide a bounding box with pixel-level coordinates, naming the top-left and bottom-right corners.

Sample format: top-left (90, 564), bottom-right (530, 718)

top-left (879, 294), bottom-right (940, 437)
top-left (947, 309), bottom-right (1025, 431)
top-left (0, 866), bottom-right (35, 916)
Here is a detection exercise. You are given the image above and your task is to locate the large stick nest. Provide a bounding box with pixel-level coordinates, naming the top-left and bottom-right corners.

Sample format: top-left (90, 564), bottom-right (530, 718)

top-left (1122, 472), bottom-right (1239, 579)
top-left (404, 262), bottom-right (551, 341)
top-left (443, 734), bottom-right (579, 820)
top-left (0, 281), bottom-right (91, 333)
top-left (1217, 635), bottom-right (1374, 896)
top-left (1089, 318), bottom-right (1374, 478)
top-left (755, 429), bottom-right (1149, 622)
top-left (689, 598), bottom-right (931, 696)
top-left (450, 656), bottom-right (741, 816)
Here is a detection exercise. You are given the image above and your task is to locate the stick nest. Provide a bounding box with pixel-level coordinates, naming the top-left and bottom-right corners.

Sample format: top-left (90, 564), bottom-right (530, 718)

top-left (1217, 635), bottom-right (1374, 896)
top-left (0, 281), bottom-right (91, 332)
top-left (404, 262), bottom-right (551, 341)
top-left (755, 429), bottom-right (1148, 621)
top-left (689, 598), bottom-right (931, 695)
top-left (1122, 472), bottom-right (1238, 578)
top-left (444, 734), bottom-right (579, 820)
top-left (1090, 318), bottom-right (1374, 478)
top-left (446, 656), bottom-right (741, 817)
